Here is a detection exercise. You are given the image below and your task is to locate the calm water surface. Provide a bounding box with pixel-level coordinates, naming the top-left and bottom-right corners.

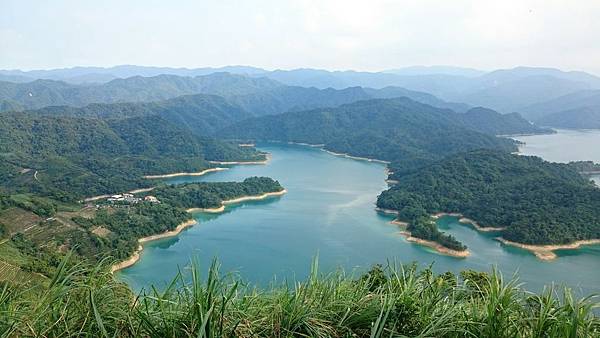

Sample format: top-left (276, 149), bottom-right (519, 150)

top-left (514, 129), bottom-right (600, 186)
top-left (118, 140), bottom-right (600, 294)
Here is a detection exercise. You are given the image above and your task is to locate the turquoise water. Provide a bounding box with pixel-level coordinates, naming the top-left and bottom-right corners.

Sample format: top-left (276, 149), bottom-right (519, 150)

top-left (118, 142), bottom-right (600, 294)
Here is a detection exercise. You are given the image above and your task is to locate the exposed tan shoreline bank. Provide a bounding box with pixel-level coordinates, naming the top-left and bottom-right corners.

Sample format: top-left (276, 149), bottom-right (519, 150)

top-left (381, 211), bottom-right (469, 258)
top-left (399, 230), bottom-right (470, 258)
top-left (375, 207), bottom-right (399, 215)
top-left (187, 189), bottom-right (287, 213)
top-left (143, 167), bottom-right (228, 179)
top-left (111, 190), bottom-right (287, 272)
top-left (496, 238), bottom-right (600, 260)
top-left (287, 141), bottom-right (326, 147)
top-left (322, 149), bottom-right (391, 164)
top-left (111, 219), bottom-right (197, 273)
top-left (209, 153), bottom-right (271, 165)
top-left (432, 213), bottom-right (507, 232)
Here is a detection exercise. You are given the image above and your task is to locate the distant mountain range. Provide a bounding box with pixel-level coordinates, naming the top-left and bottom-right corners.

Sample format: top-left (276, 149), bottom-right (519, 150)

top-left (0, 72), bottom-right (474, 117)
top-left (0, 65), bottom-right (266, 84)
top-left (9, 74), bottom-right (544, 138)
top-left (3, 65), bottom-right (599, 118)
top-left (517, 90), bottom-right (600, 129)
top-left (0, 73), bottom-right (282, 112)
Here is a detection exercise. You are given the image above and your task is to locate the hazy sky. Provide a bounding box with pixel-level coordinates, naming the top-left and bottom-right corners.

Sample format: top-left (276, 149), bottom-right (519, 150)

top-left (2, 0), bottom-right (599, 73)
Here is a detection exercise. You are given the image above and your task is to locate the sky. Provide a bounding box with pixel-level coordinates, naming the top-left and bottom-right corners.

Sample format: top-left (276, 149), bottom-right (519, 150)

top-left (1, 0), bottom-right (599, 74)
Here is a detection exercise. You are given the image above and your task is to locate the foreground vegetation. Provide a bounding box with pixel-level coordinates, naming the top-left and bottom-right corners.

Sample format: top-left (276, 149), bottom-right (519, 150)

top-left (0, 257), bottom-right (597, 337)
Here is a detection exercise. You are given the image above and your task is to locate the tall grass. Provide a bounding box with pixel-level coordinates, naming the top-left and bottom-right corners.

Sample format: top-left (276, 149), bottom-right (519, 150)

top-left (1, 257), bottom-right (598, 337)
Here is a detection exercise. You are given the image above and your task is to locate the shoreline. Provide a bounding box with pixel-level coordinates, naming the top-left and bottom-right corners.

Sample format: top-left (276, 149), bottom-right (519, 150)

top-left (383, 212), bottom-right (469, 258)
top-left (375, 207), bottom-right (399, 215)
top-left (286, 141), bottom-right (326, 147)
top-left (209, 153), bottom-right (271, 165)
top-left (143, 167), bottom-right (228, 179)
top-left (322, 149), bottom-right (391, 164)
top-left (111, 190), bottom-right (287, 272)
top-left (111, 219), bottom-right (197, 273)
top-left (496, 238), bottom-right (600, 260)
top-left (276, 141), bottom-right (390, 164)
top-left (187, 189), bottom-right (288, 213)
top-left (431, 212), bottom-right (507, 232)
top-left (399, 230), bottom-right (470, 258)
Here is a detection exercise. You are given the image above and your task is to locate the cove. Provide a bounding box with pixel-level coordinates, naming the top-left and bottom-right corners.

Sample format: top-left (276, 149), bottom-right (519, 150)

top-left (117, 142), bottom-right (600, 295)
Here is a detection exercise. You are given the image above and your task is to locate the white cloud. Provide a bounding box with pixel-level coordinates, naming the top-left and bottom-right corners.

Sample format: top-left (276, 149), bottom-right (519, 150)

top-left (0, 0), bottom-right (598, 74)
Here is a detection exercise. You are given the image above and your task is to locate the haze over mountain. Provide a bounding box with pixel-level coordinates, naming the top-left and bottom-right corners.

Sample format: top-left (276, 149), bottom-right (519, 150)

top-left (383, 66), bottom-right (485, 77)
top-left (517, 89), bottom-right (600, 127)
top-left (0, 65), bottom-right (267, 84)
top-left (0, 73), bottom-right (282, 111)
top-left (4, 65), bottom-right (600, 119)
top-left (0, 71), bottom-right (474, 117)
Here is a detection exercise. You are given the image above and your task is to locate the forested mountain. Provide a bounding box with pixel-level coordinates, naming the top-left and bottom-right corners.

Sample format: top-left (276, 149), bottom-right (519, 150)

top-left (377, 150), bottom-right (600, 245)
top-left (461, 107), bottom-right (551, 135)
top-left (0, 73), bottom-right (470, 118)
top-left (0, 112), bottom-right (262, 198)
top-left (253, 67), bottom-right (600, 112)
top-left (516, 90), bottom-right (600, 129)
top-left (4, 65), bottom-right (599, 116)
top-left (520, 89), bottom-right (600, 119)
top-left (535, 106), bottom-right (600, 129)
top-left (27, 94), bottom-right (253, 136)
top-left (228, 84), bottom-right (472, 116)
top-left (220, 98), bottom-right (518, 170)
top-left (0, 73), bottom-right (282, 111)
top-left (363, 86), bottom-right (471, 113)
top-left (456, 75), bottom-right (591, 113)
top-left (19, 85), bottom-right (547, 141)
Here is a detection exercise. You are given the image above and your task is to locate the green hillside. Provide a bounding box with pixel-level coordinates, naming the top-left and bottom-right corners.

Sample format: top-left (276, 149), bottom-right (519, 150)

top-left (377, 150), bottom-right (600, 245)
top-left (0, 112), bottom-right (263, 198)
top-left (220, 97), bottom-right (519, 173)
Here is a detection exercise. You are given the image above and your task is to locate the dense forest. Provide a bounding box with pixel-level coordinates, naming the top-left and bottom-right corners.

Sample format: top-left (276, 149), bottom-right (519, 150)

top-left (407, 217), bottom-right (467, 251)
top-left (0, 112), bottom-right (263, 199)
top-left (26, 93), bottom-right (254, 136)
top-left (221, 98), bottom-right (520, 170)
top-left (153, 177), bottom-right (284, 209)
top-left (568, 160), bottom-right (600, 173)
top-left (461, 107), bottom-right (553, 135)
top-left (377, 150), bottom-right (600, 245)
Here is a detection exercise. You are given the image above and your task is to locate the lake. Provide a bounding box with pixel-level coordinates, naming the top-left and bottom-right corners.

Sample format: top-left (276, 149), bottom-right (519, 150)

top-left (118, 138), bottom-right (600, 294)
top-left (514, 129), bottom-right (600, 185)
